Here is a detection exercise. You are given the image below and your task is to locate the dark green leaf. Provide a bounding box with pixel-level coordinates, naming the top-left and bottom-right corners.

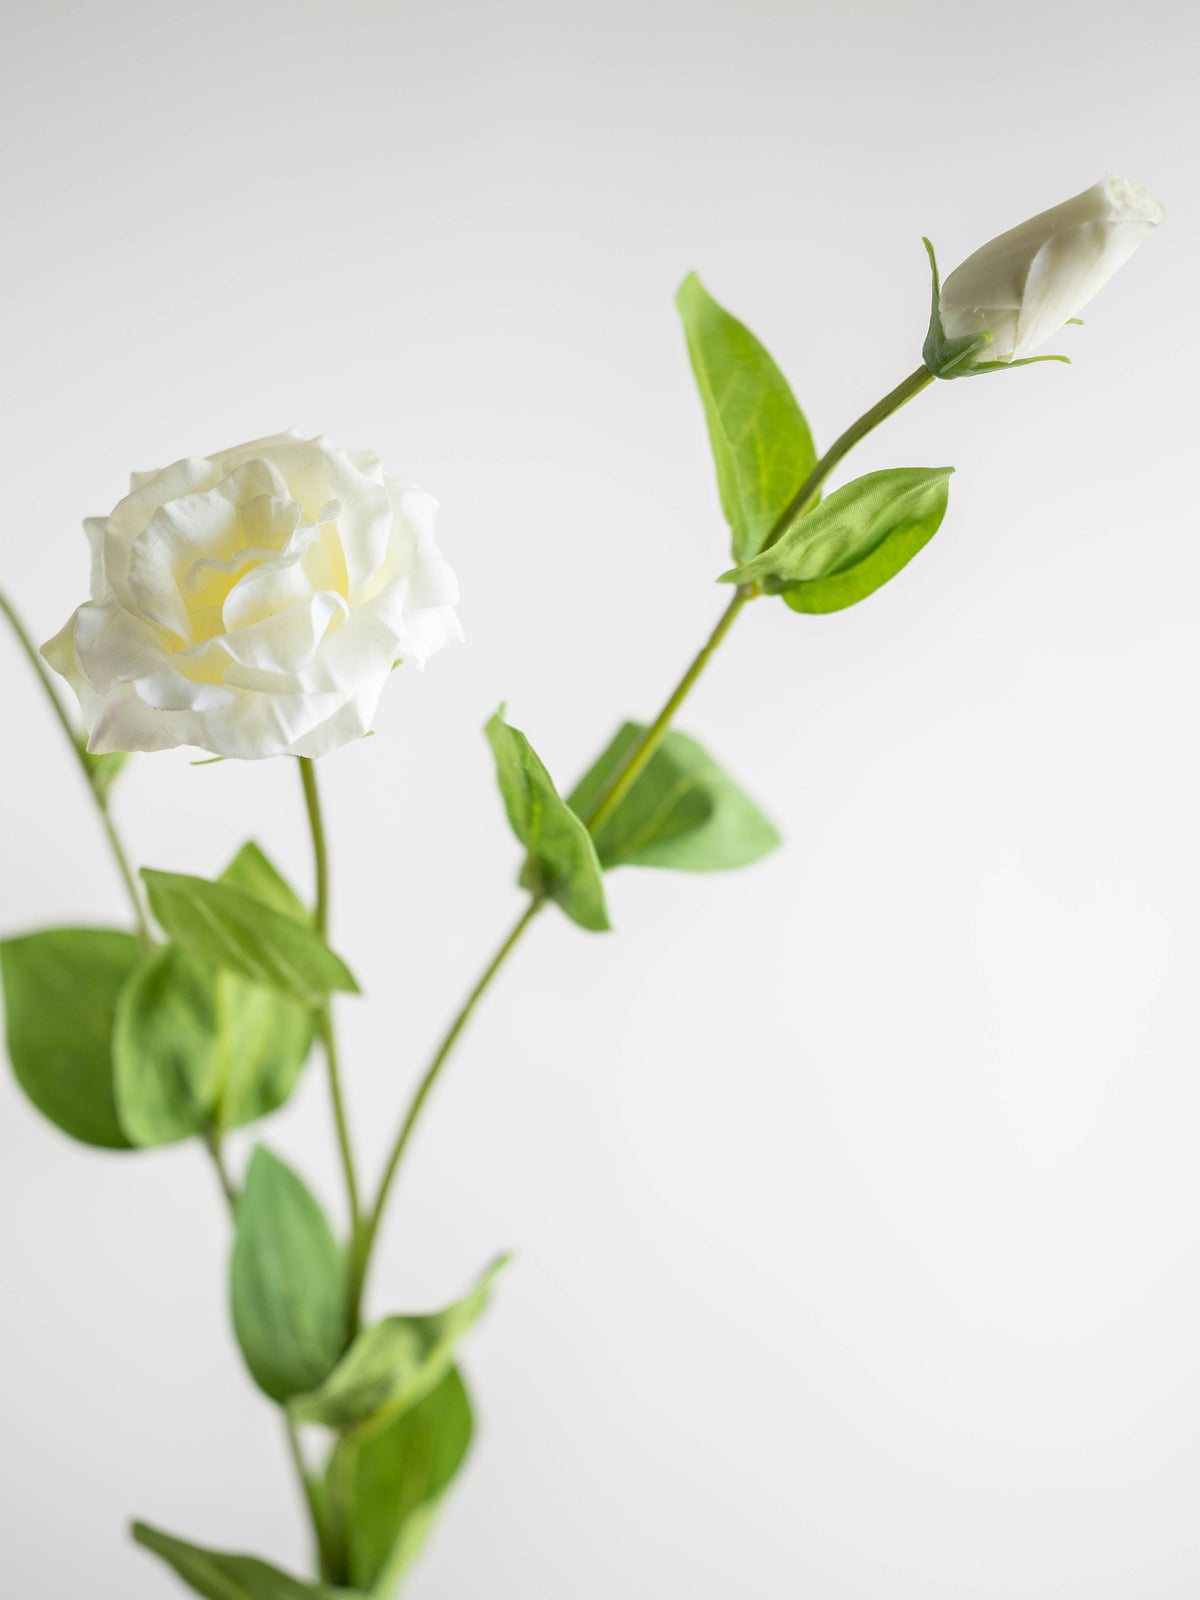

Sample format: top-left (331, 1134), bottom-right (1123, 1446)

top-left (339, 1367), bottom-right (473, 1593)
top-left (142, 869), bottom-right (358, 1004)
top-left (484, 710), bottom-right (609, 932)
top-left (221, 842), bottom-right (310, 926)
top-left (290, 1256), bottom-right (508, 1434)
top-left (722, 466), bottom-right (953, 613)
top-left (113, 945), bottom-right (222, 1146)
top-left (83, 748), bottom-right (128, 802)
top-left (676, 272), bottom-right (817, 563)
top-left (567, 724), bottom-right (780, 872)
top-left (131, 1522), bottom-right (359, 1600)
top-left (0, 928), bottom-right (140, 1148)
top-left (231, 1147), bottom-right (347, 1404)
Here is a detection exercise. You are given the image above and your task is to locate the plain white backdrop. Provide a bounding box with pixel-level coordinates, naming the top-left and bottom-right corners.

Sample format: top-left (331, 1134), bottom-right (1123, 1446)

top-left (2, 1), bottom-right (1197, 1595)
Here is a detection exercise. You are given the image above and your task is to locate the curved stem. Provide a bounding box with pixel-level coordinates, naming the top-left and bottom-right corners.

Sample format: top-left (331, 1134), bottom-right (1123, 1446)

top-left (203, 1127), bottom-right (239, 1211)
top-left (761, 365), bottom-right (935, 551)
top-left (353, 898), bottom-right (541, 1312)
top-left (1, 589), bottom-right (153, 950)
top-left (297, 757), bottom-right (364, 1335)
top-left (353, 363), bottom-right (940, 1321)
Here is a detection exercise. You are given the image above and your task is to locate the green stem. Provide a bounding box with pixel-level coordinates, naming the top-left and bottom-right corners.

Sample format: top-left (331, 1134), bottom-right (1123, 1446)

top-left (350, 897), bottom-right (541, 1324)
top-left (297, 757), bottom-right (364, 1337)
top-left (0, 589), bottom-right (153, 951)
top-left (761, 365), bottom-right (935, 551)
top-left (203, 1127), bottom-right (239, 1211)
top-left (352, 362), bottom-right (939, 1321)
top-left (286, 1415), bottom-right (341, 1582)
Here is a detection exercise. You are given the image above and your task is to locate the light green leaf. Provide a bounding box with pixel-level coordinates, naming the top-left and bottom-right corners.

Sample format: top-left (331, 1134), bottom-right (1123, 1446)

top-left (676, 272), bottom-right (817, 563)
top-left (0, 928), bottom-right (140, 1148)
top-left (722, 466), bottom-right (953, 613)
top-left (142, 869), bottom-right (358, 1005)
top-left (290, 1257), bottom-right (508, 1435)
top-left (567, 723), bottom-right (780, 873)
top-left (113, 944), bottom-right (222, 1146)
top-left (231, 1147), bottom-right (347, 1404)
top-left (82, 748), bottom-right (128, 802)
top-left (339, 1367), bottom-right (474, 1595)
top-left (485, 710), bottom-right (610, 932)
top-left (221, 841), bottom-right (310, 925)
top-left (216, 844), bottom-right (315, 1131)
top-left (131, 1522), bottom-right (359, 1600)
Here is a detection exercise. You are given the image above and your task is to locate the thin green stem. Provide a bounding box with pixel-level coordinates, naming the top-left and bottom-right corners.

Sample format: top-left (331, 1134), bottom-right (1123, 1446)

top-left (350, 897), bottom-right (541, 1324)
top-left (286, 1415), bottom-right (340, 1582)
top-left (1, 589), bottom-right (153, 950)
top-left (203, 1127), bottom-right (239, 1212)
top-left (352, 362), bottom-right (940, 1321)
top-left (297, 757), bottom-right (364, 1336)
top-left (761, 365), bottom-right (935, 551)
top-left (580, 585), bottom-right (753, 837)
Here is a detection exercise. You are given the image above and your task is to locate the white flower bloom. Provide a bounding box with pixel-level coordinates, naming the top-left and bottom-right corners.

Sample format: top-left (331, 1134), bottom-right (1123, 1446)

top-left (939, 175), bottom-right (1165, 363)
top-left (43, 431), bottom-right (462, 760)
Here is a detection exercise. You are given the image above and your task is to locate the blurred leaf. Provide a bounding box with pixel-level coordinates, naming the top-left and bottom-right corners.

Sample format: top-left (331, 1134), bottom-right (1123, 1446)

top-left (113, 944), bottom-right (222, 1146)
top-left (221, 841), bottom-right (310, 926)
top-left (723, 466), bottom-right (953, 613)
top-left (131, 1522), bottom-right (359, 1599)
top-left (216, 844), bottom-right (316, 1130)
top-left (231, 1147), bottom-right (347, 1404)
top-left (676, 272), bottom-right (817, 562)
top-left (0, 928), bottom-right (139, 1148)
top-left (290, 1257), bottom-right (508, 1434)
top-left (142, 869), bottom-right (358, 1004)
top-left (339, 1366), bottom-right (474, 1594)
top-left (82, 748), bottom-right (128, 802)
top-left (484, 710), bottom-right (609, 932)
top-left (567, 724), bottom-right (780, 872)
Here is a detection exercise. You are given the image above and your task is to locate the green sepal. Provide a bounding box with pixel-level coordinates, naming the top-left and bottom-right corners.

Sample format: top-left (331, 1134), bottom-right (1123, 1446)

top-left (676, 272), bottom-right (818, 562)
top-left (0, 928), bottom-right (140, 1148)
top-left (82, 747), bottom-right (128, 801)
top-left (335, 1365), bottom-right (474, 1593)
top-left (231, 1146), bottom-right (348, 1405)
top-left (289, 1256), bottom-right (508, 1436)
top-left (567, 724), bottom-right (779, 873)
top-left (921, 238), bottom-right (1069, 379)
top-left (722, 466), bottom-right (953, 613)
top-left (485, 709), bottom-right (610, 932)
top-left (131, 1521), bottom-right (360, 1599)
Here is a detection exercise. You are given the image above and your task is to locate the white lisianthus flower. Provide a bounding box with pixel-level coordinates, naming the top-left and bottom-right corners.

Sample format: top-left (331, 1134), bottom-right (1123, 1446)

top-left (43, 431), bottom-right (462, 760)
top-left (939, 175), bottom-right (1165, 363)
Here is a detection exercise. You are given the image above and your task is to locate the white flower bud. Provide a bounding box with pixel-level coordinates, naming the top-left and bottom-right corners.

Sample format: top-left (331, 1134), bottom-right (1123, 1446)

top-left (939, 175), bottom-right (1165, 363)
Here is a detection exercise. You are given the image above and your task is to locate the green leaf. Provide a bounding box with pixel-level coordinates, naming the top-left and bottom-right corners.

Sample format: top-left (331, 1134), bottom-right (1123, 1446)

top-left (567, 724), bottom-right (780, 872)
top-left (113, 945), bottom-right (222, 1146)
top-left (0, 928), bottom-right (140, 1148)
top-left (132, 1522), bottom-right (359, 1600)
top-left (215, 844), bottom-right (316, 1131)
top-left (676, 272), bottom-right (817, 562)
top-left (290, 1256), bottom-right (508, 1434)
top-left (142, 869), bottom-right (358, 1005)
top-left (339, 1367), bottom-right (474, 1594)
top-left (82, 748), bottom-right (128, 802)
top-left (221, 842), bottom-right (311, 926)
top-left (231, 1147), bottom-right (347, 1404)
top-left (484, 710), bottom-right (610, 932)
top-left (722, 466), bottom-right (953, 614)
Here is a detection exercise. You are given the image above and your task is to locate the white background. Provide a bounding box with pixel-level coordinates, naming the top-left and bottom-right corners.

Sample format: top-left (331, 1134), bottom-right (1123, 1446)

top-left (1, 1), bottom-right (1197, 1595)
